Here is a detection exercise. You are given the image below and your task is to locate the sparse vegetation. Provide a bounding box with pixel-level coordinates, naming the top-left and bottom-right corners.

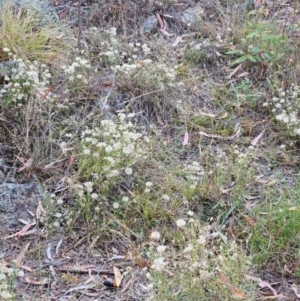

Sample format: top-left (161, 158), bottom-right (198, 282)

top-left (0, 0), bottom-right (300, 300)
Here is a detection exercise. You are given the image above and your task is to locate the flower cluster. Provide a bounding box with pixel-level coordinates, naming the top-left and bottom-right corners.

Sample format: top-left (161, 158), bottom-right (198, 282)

top-left (148, 223), bottom-right (251, 298)
top-left (263, 85), bottom-right (300, 137)
top-left (183, 161), bottom-right (205, 190)
top-left (114, 60), bottom-right (177, 92)
top-left (0, 264), bottom-right (24, 300)
top-left (61, 56), bottom-right (91, 83)
top-left (78, 113), bottom-right (147, 194)
top-left (0, 48), bottom-right (93, 109)
top-left (94, 27), bottom-right (178, 91)
top-left (0, 48), bottom-right (53, 107)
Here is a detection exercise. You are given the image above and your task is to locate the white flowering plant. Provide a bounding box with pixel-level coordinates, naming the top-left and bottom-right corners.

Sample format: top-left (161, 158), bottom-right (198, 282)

top-left (263, 84), bottom-right (300, 138)
top-left (114, 59), bottom-right (177, 94)
top-left (76, 113), bottom-right (147, 217)
top-left (148, 220), bottom-right (255, 300)
top-left (0, 264), bottom-right (21, 300)
top-left (0, 51), bottom-right (53, 108)
top-left (61, 56), bottom-right (93, 92)
top-left (92, 27), bottom-right (178, 95)
top-left (0, 49), bottom-right (93, 111)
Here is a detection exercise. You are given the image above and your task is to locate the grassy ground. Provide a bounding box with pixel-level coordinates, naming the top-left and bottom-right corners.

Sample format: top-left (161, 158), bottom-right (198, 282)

top-left (0, 0), bottom-right (300, 300)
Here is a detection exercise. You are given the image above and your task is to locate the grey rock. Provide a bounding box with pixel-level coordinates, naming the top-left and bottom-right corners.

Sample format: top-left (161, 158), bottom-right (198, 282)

top-left (140, 15), bottom-right (157, 35)
top-left (0, 182), bottom-right (44, 233)
top-left (0, 0), bottom-right (60, 27)
top-left (0, 61), bottom-right (17, 84)
top-left (181, 7), bottom-right (198, 25)
top-left (234, 0), bottom-right (255, 13)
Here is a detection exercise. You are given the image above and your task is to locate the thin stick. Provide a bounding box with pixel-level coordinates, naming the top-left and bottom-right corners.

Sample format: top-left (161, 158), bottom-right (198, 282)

top-left (77, 0), bottom-right (82, 50)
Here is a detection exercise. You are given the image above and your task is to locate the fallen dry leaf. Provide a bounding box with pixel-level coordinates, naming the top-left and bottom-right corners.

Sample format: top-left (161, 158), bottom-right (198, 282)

top-left (243, 215), bottom-right (257, 226)
top-left (156, 12), bottom-right (165, 30)
top-left (56, 239), bottom-right (63, 255)
top-left (198, 110), bottom-right (217, 118)
top-left (20, 265), bottom-right (33, 272)
top-left (17, 158), bottom-right (33, 172)
top-left (245, 274), bottom-right (277, 296)
top-left (217, 271), bottom-right (247, 299)
top-left (15, 242), bottom-right (30, 266)
top-left (238, 72), bottom-right (249, 78)
top-left (291, 283), bottom-right (300, 298)
top-left (36, 201), bottom-right (45, 220)
top-left (3, 222), bottom-right (36, 239)
top-left (113, 266), bottom-right (123, 287)
top-left (251, 130), bottom-right (265, 146)
top-left (263, 8), bottom-right (269, 17)
top-left (172, 36), bottom-right (184, 47)
top-left (182, 131), bottom-right (189, 145)
top-left (160, 29), bottom-right (174, 37)
top-left (47, 244), bottom-right (53, 261)
top-left (156, 114), bottom-right (165, 126)
top-left (121, 279), bottom-right (133, 292)
top-left (25, 277), bottom-right (48, 285)
top-left (227, 64), bottom-right (242, 79)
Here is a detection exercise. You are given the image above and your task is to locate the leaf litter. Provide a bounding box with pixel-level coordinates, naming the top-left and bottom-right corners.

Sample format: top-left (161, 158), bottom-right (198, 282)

top-left (1, 0), bottom-right (300, 300)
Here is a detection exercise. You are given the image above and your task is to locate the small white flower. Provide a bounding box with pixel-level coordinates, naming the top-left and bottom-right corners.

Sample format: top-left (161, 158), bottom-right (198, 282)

top-left (144, 188), bottom-right (151, 193)
top-left (84, 181), bottom-right (93, 192)
top-left (176, 219), bottom-right (186, 228)
top-left (113, 202), bottom-right (119, 209)
top-left (83, 148), bottom-right (91, 155)
top-left (105, 145), bottom-right (113, 152)
top-left (122, 196), bottom-right (129, 202)
top-left (187, 210), bottom-right (194, 216)
top-left (53, 221), bottom-right (60, 227)
top-left (157, 245), bottom-right (167, 254)
top-left (151, 257), bottom-right (167, 271)
top-left (3, 47), bottom-right (10, 52)
top-left (18, 270), bottom-right (25, 278)
top-left (197, 235), bottom-right (206, 245)
top-left (1, 291), bottom-right (13, 299)
top-left (91, 193), bottom-right (98, 200)
top-left (145, 182), bottom-right (153, 187)
top-left (183, 244), bottom-right (193, 253)
top-left (76, 74), bottom-right (83, 79)
top-left (125, 167), bottom-right (133, 175)
top-left (150, 231), bottom-right (161, 240)
top-left (57, 198), bottom-right (63, 205)
top-left (123, 147), bottom-right (132, 154)
top-left (161, 194), bottom-right (170, 201)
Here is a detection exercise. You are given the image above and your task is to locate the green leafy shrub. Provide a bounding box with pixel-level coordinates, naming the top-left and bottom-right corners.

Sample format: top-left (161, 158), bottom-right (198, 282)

top-left (227, 21), bottom-right (288, 66)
